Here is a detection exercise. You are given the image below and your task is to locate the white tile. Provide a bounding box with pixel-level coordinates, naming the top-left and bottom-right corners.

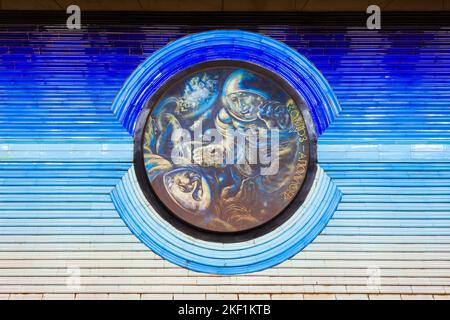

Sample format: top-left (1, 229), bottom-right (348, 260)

top-left (75, 294), bottom-right (108, 300)
top-left (238, 294), bottom-right (271, 300)
top-left (206, 294), bottom-right (238, 300)
top-left (401, 294), bottom-right (433, 300)
top-left (271, 294), bottom-right (304, 300)
top-left (141, 294), bottom-right (173, 300)
top-left (303, 294), bottom-right (336, 300)
top-left (9, 294), bottom-right (42, 300)
top-left (369, 294), bottom-right (401, 300)
top-left (174, 294), bottom-right (205, 300)
top-left (336, 294), bottom-right (369, 300)
top-left (43, 294), bottom-right (75, 300)
top-left (108, 294), bottom-right (140, 300)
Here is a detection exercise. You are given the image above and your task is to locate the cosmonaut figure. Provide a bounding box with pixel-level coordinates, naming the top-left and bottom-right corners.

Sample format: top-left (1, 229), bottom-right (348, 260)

top-left (195, 69), bottom-right (301, 223)
top-left (144, 71), bottom-right (220, 176)
top-left (150, 165), bottom-right (239, 231)
top-left (144, 71), bottom-right (238, 231)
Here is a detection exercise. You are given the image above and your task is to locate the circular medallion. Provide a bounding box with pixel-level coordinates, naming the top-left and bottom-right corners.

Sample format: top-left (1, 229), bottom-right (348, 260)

top-left (134, 60), bottom-right (316, 242)
top-left (113, 30), bottom-right (341, 274)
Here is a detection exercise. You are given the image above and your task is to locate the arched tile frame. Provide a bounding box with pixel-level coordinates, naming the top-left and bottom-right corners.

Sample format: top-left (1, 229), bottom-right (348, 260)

top-left (110, 30), bottom-right (342, 274)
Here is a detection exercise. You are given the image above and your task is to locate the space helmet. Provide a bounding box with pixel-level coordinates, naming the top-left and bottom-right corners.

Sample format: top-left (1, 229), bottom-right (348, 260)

top-left (222, 69), bottom-right (270, 102)
top-left (161, 167), bottom-right (212, 214)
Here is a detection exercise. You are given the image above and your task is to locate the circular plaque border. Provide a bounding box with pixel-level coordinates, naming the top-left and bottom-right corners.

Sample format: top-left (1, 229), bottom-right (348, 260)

top-left (133, 60), bottom-right (317, 243)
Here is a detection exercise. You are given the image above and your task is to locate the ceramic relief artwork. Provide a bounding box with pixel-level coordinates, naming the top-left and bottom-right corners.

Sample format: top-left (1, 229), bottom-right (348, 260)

top-left (142, 65), bottom-right (310, 232)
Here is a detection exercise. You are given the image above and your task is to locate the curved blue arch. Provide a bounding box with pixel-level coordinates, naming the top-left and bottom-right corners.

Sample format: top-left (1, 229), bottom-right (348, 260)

top-left (112, 30), bottom-right (340, 135)
top-left (110, 30), bottom-right (342, 274)
top-left (111, 166), bottom-right (341, 274)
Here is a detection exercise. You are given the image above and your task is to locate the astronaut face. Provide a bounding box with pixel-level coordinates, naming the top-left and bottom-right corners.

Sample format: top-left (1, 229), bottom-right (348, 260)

top-left (163, 169), bottom-right (211, 213)
top-left (176, 73), bottom-right (219, 118)
top-left (225, 91), bottom-right (265, 121)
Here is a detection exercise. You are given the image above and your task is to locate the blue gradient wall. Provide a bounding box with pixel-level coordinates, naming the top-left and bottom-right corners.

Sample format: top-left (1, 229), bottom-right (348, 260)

top-left (0, 22), bottom-right (450, 298)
